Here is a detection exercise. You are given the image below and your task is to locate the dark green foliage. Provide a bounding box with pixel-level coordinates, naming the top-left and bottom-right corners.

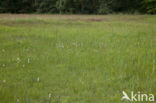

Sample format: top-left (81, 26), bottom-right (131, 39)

top-left (0, 0), bottom-right (155, 14)
top-left (98, 0), bottom-right (113, 14)
top-left (111, 0), bottom-right (142, 13)
top-left (36, 0), bottom-right (58, 13)
top-left (0, 0), bottom-right (36, 13)
top-left (142, 0), bottom-right (156, 14)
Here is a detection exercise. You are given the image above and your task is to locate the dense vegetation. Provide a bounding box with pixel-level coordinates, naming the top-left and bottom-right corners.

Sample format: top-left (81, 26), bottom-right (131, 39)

top-left (0, 0), bottom-right (156, 14)
top-left (0, 14), bottom-right (156, 103)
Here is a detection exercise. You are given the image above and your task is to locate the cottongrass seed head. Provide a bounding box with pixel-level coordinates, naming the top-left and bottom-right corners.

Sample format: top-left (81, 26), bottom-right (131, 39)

top-left (22, 64), bottom-right (25, 68)
top-left (2, 64), bottom-right (5, 67)
top-left (28, 58), bottom-right (30, 63)
top-left (16, 98), bottom-right (19, 103)
top-left (17, 57), bottom-right (21, 63)
top-left (3, 80), bottom-right (6, 83)
top-left (2, 49), bottom-right (5, 52)
top-left (49, 93), bottom-right (52, 98)
top-left (37, 77), bottom-right (40, 82)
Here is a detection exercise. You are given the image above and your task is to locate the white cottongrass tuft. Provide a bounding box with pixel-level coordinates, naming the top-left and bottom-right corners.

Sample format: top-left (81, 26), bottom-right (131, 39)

top-left (37, 77), bottom-right (40, 82)
top-left (17, 57), bottom-right (21, 63)
top-left (22, 64), bottom-right (25, 68)
top-left (49, 93), bottom-right (52, 98)
top-left (2, 49), bottom-right (5, 52)
top-left (56, 43), bottom-right (64, 48)
top-left (72, 42), bottom-right (78, 48)
top-left (28, 58), bottom-right (30, 63)
top-left (2, 64), bottom-right (5, 67)
top-left (3, 80), bottom-right (6, 83)
top-left (16, 98), bottom-right (19, 102)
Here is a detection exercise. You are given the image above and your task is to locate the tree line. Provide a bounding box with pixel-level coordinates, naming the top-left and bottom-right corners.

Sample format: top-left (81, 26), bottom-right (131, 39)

top-left (0, 0), bottom-right (155, 14)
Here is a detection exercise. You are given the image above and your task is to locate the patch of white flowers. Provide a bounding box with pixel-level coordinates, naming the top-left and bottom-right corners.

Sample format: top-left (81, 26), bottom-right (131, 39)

top-left (72, 42), bottom-right (78, 48)
top-left (56, 43), bottom-right (64, 48)
top-left (72, 42), bottom-right (84, 48)
top-left (56, 42), bottom-right (84, 49)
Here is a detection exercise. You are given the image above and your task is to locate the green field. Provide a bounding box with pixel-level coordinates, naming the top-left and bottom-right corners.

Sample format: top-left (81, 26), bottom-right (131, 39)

top-left (0, 14), bottom-right (156, 103)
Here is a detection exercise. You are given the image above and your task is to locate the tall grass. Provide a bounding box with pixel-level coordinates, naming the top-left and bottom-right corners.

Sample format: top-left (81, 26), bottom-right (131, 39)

top-left (0, 15), bottom-right (156, 103)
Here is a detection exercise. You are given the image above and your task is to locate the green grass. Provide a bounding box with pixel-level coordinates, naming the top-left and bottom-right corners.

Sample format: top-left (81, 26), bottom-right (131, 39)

top-left (0, 14), bottom-right (156, 103)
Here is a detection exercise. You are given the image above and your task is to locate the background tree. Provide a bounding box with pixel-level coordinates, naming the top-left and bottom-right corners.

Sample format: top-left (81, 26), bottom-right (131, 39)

top-left (0, 0), bottom-right (155, 14)
top-left (142, 0), bottom-right (156, 14)
top-left (98, 0), bottom-right (113, 14)
top-left (36, 0), bottom-right (57, 13)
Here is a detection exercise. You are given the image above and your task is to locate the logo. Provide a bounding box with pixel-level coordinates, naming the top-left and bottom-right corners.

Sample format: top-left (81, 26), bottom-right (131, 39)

top-left (121, 91), bottom-right (155, 102)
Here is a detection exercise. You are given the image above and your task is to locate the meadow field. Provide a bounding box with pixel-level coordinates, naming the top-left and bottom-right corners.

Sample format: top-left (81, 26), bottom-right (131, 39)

top-left (0, 14), bottom-right (156, 103)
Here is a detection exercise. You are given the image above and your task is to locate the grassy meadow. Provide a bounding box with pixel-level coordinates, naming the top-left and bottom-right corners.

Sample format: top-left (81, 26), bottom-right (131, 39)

top-left (0, 14), bottom-right (156, 103)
